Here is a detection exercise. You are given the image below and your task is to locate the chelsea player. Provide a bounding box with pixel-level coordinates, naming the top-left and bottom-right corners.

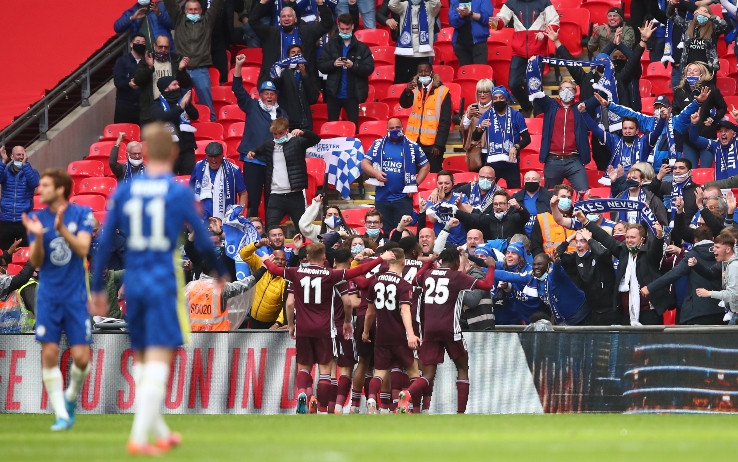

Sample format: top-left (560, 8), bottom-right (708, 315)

top-left (22, 169), bottom-right (94, 431)
top-left (90, 122), bottom-right (225, 455)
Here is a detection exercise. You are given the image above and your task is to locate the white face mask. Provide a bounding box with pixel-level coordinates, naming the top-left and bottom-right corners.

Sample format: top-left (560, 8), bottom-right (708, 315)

top-left (129, 157), bottom-right (143, 167)
top-left (324, 216), bottom-right (341, 228)
top-left (494, 211), bottom-right (505, 220)
top-left (559, 87), bottom-right (575, 103)
top-left (418, 76), bottom-right (432, 86)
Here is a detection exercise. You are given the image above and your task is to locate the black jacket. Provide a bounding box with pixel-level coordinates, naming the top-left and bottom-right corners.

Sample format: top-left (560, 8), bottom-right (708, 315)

top-left (673, 82), bottom-right (726, 140)
top-left (512, 188), bottom-right (553, 216)
top-left (317, 35), bottom-right (375, 103)
top-left (647, 176), bottom-right (699, 224)
top-left (113, 53), bottom-right (143, 114)
top-left (556, 238), bottom-right (616, 316)
top-left (647, 240), bottom-right (723, 324)
top-left (149, 94), bottom-right (199, 152)
top-left (274, 67), bottom-right (319, 130)
top-left (455, 207), bottom-right (530, 241)
top-left (252, 131), bottom-right (321, 191)
top-left (586, 220), bottom-right (676, 315)
top-left (250, 1), bottom-right (333, 84)
top-left (134, 54), bottom-right (193, 123)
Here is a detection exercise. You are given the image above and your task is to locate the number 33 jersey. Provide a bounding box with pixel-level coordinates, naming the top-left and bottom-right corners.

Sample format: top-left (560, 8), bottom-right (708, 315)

top-left (416, 267), bottom-right (480, 342)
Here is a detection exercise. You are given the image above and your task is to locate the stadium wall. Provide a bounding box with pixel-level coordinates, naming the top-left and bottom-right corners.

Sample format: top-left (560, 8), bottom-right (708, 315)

top-left (1, 331), bottom-right (737, 414)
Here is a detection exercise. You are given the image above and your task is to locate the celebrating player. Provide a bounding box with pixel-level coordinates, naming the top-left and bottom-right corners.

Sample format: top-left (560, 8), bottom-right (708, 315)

top-left (264, 242), bottom-right (393, 414)
top-left (399, 248), bottom-right (496, 413)
top-left (90, 122), bottom-right (227, 455)
top-left (22, 169), bottom-right (94, 431)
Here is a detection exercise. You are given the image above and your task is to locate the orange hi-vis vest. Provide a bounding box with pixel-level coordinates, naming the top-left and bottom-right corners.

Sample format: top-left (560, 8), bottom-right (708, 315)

top-left (406, 85), bottom-right (449, 146)
top-left (188, 278), bottom-right (230, 332)
top-left (537, 212), bottom-right (576, 257)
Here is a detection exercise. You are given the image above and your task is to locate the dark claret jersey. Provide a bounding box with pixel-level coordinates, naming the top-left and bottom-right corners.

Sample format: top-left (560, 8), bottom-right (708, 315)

top-left (366, 271), bottom-right (413, 345)
top-left (416, 267), bottom-right (481, 342)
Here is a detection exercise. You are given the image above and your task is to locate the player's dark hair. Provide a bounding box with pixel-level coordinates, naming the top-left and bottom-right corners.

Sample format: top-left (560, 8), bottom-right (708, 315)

top-left (389, 247), bottom-right (405, 262)
top-left (438, 248), bottom-right (461, 267)
top-left (398, 236), bottom-right (420, 258)
top-left (378, 241), bottom-right (400, 252)
top-left (333, 248), bottom-right (353, 264)
top-left (41, 168), bottom-right (73, 200)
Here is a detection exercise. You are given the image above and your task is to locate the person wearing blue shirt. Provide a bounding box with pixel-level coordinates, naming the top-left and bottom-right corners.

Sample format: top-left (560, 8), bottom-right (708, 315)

top-left (426, 170), bottom-right (470, 246)
top-left (471, 86), bottom-right (530, 188)
top-left (114, 0), bottom-right (175, 52)
top-left (189, 142), bottom-right (247, 220)
top-left (90, 123), bottom-right (226, 455)
top-left (254, 225), bottom-right (295, 264)
top-left (362, 118), bottom-right (430, 235)
top-left (22, 169), bottom-right (94, 432)
top-left (0, 145), bottom-right (41, 249)
top-left (687, 117), bottom-right (738, 181)
top-left (490, 241), bottom-right (542, 324)
top-left (448, 0), bottom-right (492, 65)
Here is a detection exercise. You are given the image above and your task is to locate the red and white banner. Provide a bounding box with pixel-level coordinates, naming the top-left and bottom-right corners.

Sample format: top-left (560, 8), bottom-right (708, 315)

top-left (0, 332), bottom-right (542, 414)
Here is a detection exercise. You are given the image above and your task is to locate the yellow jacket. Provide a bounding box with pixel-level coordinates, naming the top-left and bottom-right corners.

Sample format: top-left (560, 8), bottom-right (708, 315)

top-left (239, 242), bottom-right (286, 324)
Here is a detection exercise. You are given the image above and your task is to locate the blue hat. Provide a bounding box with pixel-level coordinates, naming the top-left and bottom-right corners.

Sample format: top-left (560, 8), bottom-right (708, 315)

top-left (654, 95), bottom-right (671, 107)
top-left (717, 118), bottom-right (738, 132)
top-left (505, 241), bottom-right (526, 259)
top-left (595, 53), bottom-right (610, 63)
top-left (491, 85), bottom-right (514, 102)
top-left (259, 80), bottom-right (278, 93)
top-left (473, 245), bottom-right (493, 257)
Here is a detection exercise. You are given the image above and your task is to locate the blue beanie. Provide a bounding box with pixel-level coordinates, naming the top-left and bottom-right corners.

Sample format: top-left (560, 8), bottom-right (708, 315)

top-left (506, 241), bottom-right (526, 259)
top-left (473, 245), bottom-right (493, 257)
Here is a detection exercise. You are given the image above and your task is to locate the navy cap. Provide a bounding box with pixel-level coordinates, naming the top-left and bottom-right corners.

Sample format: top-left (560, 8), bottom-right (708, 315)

top-left (259, 80), bottom-right (278, 93)
top-left (654, 95), bottom-right (671, 107)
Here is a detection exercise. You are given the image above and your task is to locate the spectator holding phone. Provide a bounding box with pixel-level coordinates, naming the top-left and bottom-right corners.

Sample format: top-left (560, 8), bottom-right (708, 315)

top-left (114, 0), bottom-right (174, 52)
top-left (448, 0), bottom-right (492, 66)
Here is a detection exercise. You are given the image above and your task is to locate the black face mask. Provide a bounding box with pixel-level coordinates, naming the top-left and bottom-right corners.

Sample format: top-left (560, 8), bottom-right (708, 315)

top-left (132, 43), bottom-right (147, 55)
top-left (625, 178), bottom-right (641, 189)
top-left (623, 135), bottom-right (636, 143)
top-left (613, 59), bottom-right (626, 70)
top-left (162, 89), bottom-right (182, 101)
top-left (493, 101), bottom-right (507, 112)
top-left (282, 25), bottom-right (295, 33)
top-left (524, 181), bottom-right (540, 193)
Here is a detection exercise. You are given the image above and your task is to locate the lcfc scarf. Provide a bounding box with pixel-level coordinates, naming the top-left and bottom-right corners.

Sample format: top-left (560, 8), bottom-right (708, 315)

top-left (396, 1), bottom-right (431, 56)
top-left (222, 205), bottom-right (261, 280)
top-left (670, 173), bottom-right (694, 223)
top-left (365, 136), bottom-right (420, 193)
top-left (575, 199), bottom-right (659, 235)
top-left (527, 56), bottom-right (620, 128)
top-left (270, 54), bottom-right (308, 79)
top-left (158, 95), bottom-right (195, 133)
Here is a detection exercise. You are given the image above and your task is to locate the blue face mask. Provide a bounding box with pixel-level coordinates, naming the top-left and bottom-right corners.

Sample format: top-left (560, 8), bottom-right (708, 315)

top-left (388, 128), bottom-right (404, 141)
top-left (273, 135), bottom-right (288, 144)
top-left (478, 178), bottom-right (493, 191)
top-left (12, 161), bottom-right (23, 169)
top-left (686, 76), bottom-right (700, 86)
top-left (339, 32), bottom-right (352, 40)
top-left (696, 14), bottom-right (709, 25)
top-left (351, 244), bottom-right (364, 255)
top-left (324, 216), bottom-right (342, 228)
top-left (366, 228), bottom-right (381, 238)
top-left (214, 246), bottom-right (222, 257)
top-left (586, 213), bottom-right (599, 223)
top-left (186, 13), bottom-right (201, 22)
top-left (558, 198), bottom-right (572, 211)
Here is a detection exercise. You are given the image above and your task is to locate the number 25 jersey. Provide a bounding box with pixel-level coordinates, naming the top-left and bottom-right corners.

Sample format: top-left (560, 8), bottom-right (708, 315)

top-left (416, 267), bottom-right (480, 342)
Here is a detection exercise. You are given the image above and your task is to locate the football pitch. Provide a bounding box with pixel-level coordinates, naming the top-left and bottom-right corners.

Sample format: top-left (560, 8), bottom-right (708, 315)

top-left (1, 413), bottom-right (737, 461)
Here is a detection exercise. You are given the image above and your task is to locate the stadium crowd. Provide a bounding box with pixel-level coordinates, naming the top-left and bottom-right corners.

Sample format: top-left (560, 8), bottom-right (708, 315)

top-left (5, 0), bottom-right (738, 418)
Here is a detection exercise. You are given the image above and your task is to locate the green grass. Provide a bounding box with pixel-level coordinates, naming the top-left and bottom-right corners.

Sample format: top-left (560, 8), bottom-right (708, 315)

top-left (1, 414), bottom-right (738, 461)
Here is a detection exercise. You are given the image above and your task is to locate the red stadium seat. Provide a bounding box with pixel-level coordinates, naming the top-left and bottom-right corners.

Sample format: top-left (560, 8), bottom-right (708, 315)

top-left (227, 122), bottom-right (245, 138)
top-left (218, 104), bottom-right (246, 126)
top-left (520, 153), bottom-right (544, 173)
top-left (359, 102), bottom-right (389, 122)
top-left (558, 21), bottom-right (583, 56)
top-left (33, 194), bottom-right (43, 211)
top-left (354, 29), bottom-right (390, 46)
top-left (68, 160), bottom-right (105, 185)
top-left (366, 85), bottom-right (376, 103)
top-left (456, 64), bottom-right (494, 84)
top-left (227, 66), bottom-right (260, 90)
top-left (582, 0), bottom-right (620, 25)
top-left (340, 208), bottom-right (367, 227)
top-left (556, 8), bottom-right (591, 39)
top-left (12, 247), bottom-right (30, 265)
top-left (94, 211), bottom-right (108, 225)
top-left (208, 67), bottom-right (222, 87)
top-left (434, 65), bottom-right (455, 84)
top-left (370, 46), bottom-right (395, 66)
top-left (238, 48), bottom-right (263, 68)
top-left (644, 77), bottom-right (672, 98)
top-left (639, 79), bottom-right (653, 98)
top-left (369, 65), bottom-right (395, 101)
top-left (211, 86), bottom-right (237, 115)
top-left (70, 194), bottom-right (107, 212)
top-left (716, 77), bottom-right (736, 96)
top-left (88, 141), bottom-right (126, 162)
top-left (433, 43), bottom-right (458, 68)
top-left (551, 0), bottom-right (582, 9)
top-left (101, 123), bottom-right (140, 142)
top-left (418, 173), bottom-right (438, 191)
top-left (381, 83), bottom-right (407, 106)
top-left (488, 47), bottom-right (513, 88)
top-left (320, 121), bottom-right (356, 137)
top-left (6, 263), bottom-right (23, 276)
top-left (458, 81), bottom-right (480, 113)
top-left (641, 97), bottom-right (656, 115)
top-left (525, 118), bottom-right (543, 135)
top-left (521, 135), bottom-right (542, 158)
top-left (439, 6), bottom-right (451, 27)
top-left (437, 27), bottom-right (454, 43)
top-left (358, 121), bottom-right (388, 151)
top-left (453, 172), bottom-right (478, 184)
top-left (692, 168), bottom-right (715, 184)
top-left (193, 104), bottom-right (211, 122)
top-left (586, 187), bottom-right (611, 199)
top-left (487, 28), bottom-right (514, 46)
top-left (305, 157), bottom-right (326, 201)
top-left (442, 155), bottom-right (468, 173)
top-left (444, 82), bottom-right (462, 114)
top-left (173, 175), bottom-right (191, 186)
top-left (192, 121), bottom-right (224, 140)
top-left (76, 177), bottom-right (118, 198)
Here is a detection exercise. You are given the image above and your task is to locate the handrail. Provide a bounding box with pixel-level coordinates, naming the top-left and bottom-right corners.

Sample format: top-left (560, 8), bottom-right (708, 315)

top-left (0, 33), bottom-right (129, 146)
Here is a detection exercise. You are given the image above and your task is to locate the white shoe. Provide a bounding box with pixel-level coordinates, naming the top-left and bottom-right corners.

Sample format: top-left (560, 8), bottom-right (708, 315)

top-left (366, 398), bottom-right (377, 414)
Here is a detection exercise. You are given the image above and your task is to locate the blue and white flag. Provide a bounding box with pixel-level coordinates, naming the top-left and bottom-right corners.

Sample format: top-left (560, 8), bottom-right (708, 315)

top-left (306, 137), bottom-right (364, 199)
top-left (222, 205), bottom-right (261, 280)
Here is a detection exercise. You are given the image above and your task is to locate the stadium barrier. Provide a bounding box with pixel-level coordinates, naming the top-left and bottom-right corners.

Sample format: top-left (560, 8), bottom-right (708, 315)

top-left (2, 329), bottom-right (738, 414)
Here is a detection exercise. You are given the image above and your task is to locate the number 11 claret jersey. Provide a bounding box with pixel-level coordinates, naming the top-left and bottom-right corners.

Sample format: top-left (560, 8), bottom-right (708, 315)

top-left (281, 264), bottom-right (348, 338)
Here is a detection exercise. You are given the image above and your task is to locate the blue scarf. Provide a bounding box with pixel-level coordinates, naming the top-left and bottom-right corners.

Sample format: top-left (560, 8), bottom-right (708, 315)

top-left (661, 17), bottom-right (676, 64)
top-left (158, 95), bottom-right (194, 132)
top-left (527, 57), bottom-right (618, 111)
top-left (468, 181), bottom-right (500, 212)
top-left (396, 1), bottom-right (431, 56)
top-left (269, 54), bottom-right (308, 79)
top-left (478, 106), bottom-right (518, 164)
top-left (192, 160), bottom-right (240, 219)
top-left (575, 198), bottom-right (659, 235)
top-left (123, 161), bottom-right (146, 183)
top-left (715, 139), bottom-right (738, 180)
top-left (670, 173), bottom-right (694, 223)
top-left (366, 136), bottom-right (420, 193)
top-left (280, 26), bottom-right (301, 61)
top-left (222, 205), bottom-right (261, 280)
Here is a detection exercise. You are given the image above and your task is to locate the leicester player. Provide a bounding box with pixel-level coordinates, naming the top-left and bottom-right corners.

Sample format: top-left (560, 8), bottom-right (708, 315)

top-left (22, 169), bottom-right (94, 431)
top-left (90, 122), bottom-right (226, 455)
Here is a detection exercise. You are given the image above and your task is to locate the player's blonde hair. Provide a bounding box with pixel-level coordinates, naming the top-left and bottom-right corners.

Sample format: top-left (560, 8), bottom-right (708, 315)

top-left (306, 242), bottom-right (326, 261)
top-left (142, 122), bottom-right (176, 162)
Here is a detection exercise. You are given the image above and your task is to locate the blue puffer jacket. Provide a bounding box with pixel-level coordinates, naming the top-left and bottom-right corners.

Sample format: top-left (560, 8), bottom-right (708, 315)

top-left (449, 0), bottom-right (492, 46)
top-left (114, 3), bottom-right (175, 51)
top-left (0, 162), bottom-right (40, 222)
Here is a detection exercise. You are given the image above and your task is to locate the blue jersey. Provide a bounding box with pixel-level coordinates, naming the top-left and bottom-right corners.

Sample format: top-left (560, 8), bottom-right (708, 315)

top-left (29, 204), bottom-right (94, 301)
top-left (364, 137), bottom-right (429, 203)
top-left (92, 173), bottom-right (220, 292)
